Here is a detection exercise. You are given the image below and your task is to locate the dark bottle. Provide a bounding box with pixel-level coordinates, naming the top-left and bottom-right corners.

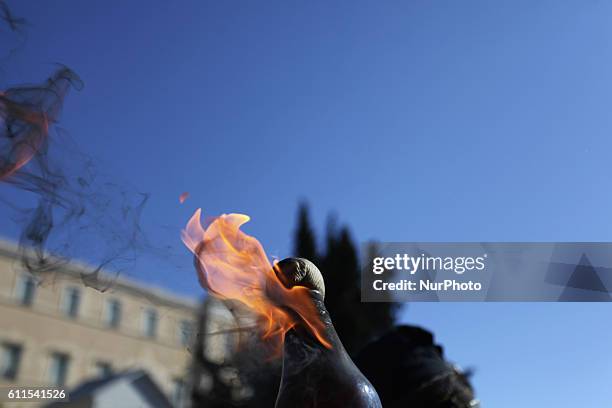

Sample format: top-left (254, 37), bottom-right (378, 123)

top-left (273, 258), bottom-right (382, 408)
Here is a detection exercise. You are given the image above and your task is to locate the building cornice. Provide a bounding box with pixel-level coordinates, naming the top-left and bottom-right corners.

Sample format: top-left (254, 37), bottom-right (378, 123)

top-left (0, 238), bottom-right (200, 311)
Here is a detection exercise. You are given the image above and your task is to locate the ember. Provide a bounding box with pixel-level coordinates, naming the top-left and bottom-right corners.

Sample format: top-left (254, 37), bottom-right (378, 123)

top-left (179, 191), bottom-right (189, 203)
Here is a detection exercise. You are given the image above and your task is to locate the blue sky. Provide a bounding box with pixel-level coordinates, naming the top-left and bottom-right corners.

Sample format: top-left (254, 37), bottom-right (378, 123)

top-left (1, 1), bottom-right (612, 406)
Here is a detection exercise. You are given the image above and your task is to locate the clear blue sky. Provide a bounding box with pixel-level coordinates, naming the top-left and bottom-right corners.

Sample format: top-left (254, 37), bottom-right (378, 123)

top-left (1, 1), bottom-right (612, 406)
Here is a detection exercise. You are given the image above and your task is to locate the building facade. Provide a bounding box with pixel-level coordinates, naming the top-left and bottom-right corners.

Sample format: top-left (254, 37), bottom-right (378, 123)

top-left (0, 240), bottom-right (199, 407)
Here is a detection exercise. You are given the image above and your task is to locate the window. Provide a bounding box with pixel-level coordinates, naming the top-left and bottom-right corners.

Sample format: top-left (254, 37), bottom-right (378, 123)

top-left (94, 361), bottom-right (112, 378)
top-left (0, 343), bottom-right (22, 380)
top-left (104, 298), bottom-right (121, 328)
top-left (49, 352), bottom-right (70, 387)
top-left (179, 320), bottom-right (193, 347)
top-left (62, 287), bottom-right (81, 318)
top-left (143, 308), bottom-right (158, 338)
top-left (172, 378), bottom-right (186, 408)
top-left (17, 275), bottom-right (36, 306)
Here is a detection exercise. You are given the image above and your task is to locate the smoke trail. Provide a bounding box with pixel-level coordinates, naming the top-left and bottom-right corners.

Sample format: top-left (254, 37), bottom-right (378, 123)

top-left (0, 67), bottom-right (168, 291)
top-left (0, 67), bottom-right (81, 180)
top-left (0, 62), bottom-right (174, 291)
top-left (0, 1), bottom-right (26, 73)
top-left (0, 67), bottom-right (116, 285)
top-left (0, 1), bottom-right (184, 293)
top-left (0, 1), bottom-right (25, 33)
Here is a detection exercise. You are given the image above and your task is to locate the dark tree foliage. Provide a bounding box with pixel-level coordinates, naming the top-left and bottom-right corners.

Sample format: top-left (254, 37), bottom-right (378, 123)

top-left (294, 201), bottom-right (317, 264)
top-left (308, 208), bottom-right (399, 356)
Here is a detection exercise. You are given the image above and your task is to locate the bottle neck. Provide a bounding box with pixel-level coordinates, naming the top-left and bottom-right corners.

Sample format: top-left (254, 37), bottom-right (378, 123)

top-left (280, 290), bottom-right (360, 382)
top-left (276, 291), bottom-right (382, 408)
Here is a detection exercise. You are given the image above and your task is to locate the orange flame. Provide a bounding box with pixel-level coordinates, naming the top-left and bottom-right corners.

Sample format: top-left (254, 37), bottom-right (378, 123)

top-left (0, 92), bottom-right (49, 180)
top-left (182, 209), bottom-right (331, 351)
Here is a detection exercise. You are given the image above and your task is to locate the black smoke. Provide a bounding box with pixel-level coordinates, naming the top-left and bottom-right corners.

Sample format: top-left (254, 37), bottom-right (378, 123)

top-left (0, 3), bottom-right (173, 292)
top-left (0, 65), bottom-right (160, 291)
top-left (0, 1), bottom-right (25, 33)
